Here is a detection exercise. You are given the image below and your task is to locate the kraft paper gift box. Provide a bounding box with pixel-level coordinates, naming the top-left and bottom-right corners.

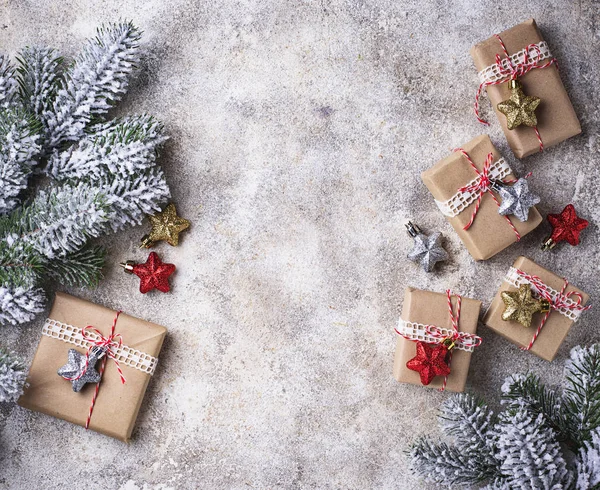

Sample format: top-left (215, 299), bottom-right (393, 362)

top-left (19, 292), bottom-right (167, 442)
top-left (483, 256), bottom-right (590, 361)
top-left (422, 134), bottom-right (542, 261)
top-left (470, 19), bottom-right (581, 158)
top-left (393, 287), bottom-right (482, 393)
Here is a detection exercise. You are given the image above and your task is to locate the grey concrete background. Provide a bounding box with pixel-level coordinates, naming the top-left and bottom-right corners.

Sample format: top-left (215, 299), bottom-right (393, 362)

top-left (1, 1), bottom-right (599, 488)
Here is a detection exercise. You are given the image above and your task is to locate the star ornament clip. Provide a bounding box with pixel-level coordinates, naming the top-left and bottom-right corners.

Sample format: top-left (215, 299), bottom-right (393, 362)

top-left (493, 178), bottom-right (540, 222)
top-left (497, 79), bottom-right (541, 130)
top-left (57, 346), bottom-right (106, 392)
top-left (501, 284), bottom-right (550, 328)
top-left (406, 221), bottom-right (449, 272)
top-left (141, 203), bottom-right (190, 248)
top-left (120, 251), bottom-right (176, 293)
top-left (406, 340), bottom-right (452, 385)
top-left (542, 204), bottom-right (589, 251)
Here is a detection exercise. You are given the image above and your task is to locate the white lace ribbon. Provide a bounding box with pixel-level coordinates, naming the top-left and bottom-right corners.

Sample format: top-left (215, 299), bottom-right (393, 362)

top-left (478, 41), bottom-right (553, 84)
top-left (42, 318), bottom-right (159, 375)
top-left (434, 157), bottom-right (511, 218)
top-left (504, 267), bottom-right (583, 322)
top-left (396, 319), bottom-right (478, 353)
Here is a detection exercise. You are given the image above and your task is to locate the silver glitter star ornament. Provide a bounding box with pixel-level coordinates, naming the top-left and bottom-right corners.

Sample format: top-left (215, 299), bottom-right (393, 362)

top-left (406, 221), bottom-right (449, 272)
top-left (57, 346), bottom-right (106, 392)
top-left (494, 178), bottom-right (540, 222)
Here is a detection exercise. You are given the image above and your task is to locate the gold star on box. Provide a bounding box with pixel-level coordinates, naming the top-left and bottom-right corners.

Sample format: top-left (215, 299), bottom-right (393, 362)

top-left (497, 80), bottom-right (541, 130)
top-left (501, 284), bottom-right (549, 328)
top-left (140, 203), bottom-right (190, 248)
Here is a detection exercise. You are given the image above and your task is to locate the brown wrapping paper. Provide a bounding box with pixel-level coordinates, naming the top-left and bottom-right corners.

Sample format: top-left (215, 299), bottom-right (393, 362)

top-left (19, 292), bottom-right (167, 442)
top-left (422, 135), bottom-right (542, 260)
top-left (470, 19), bottom-right (581, 158)
top-left (393, 287), bottom-right (482, 393)
top-left (483, 256), bottom-right (589, 361)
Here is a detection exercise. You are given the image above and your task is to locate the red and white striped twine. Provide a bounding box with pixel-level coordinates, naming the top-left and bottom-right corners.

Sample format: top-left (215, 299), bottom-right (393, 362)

top-left (474, 34), bottom-right (557, 152)
top-left (454, 148), bottom-right (521, 241)
top-left (515, 269), bottom-right (591, 351)
top-left (63, 311), bottom-right (126, 429)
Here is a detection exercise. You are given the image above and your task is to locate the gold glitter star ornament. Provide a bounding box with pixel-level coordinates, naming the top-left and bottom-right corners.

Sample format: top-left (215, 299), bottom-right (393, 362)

top-left (501, 284), bottom-right (550, 328)
top-left (497, 79), bottom-right (541, 130)
top-left (140, 203), bottom-right (190, 248)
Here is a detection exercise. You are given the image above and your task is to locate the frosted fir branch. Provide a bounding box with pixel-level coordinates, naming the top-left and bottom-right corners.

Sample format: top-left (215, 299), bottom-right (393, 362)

top-left (576, 428), bottom-right (600, 490)
top-left (97, 166), bottom-right (170, 233)
top-left (0, 347), bottom-right (27, 402)
top-left (564, 345), bottom-right (600, 446)
top-left (495, 407), bottom-right (573, 489)
top-left (0, 55), bottom-right (17, 108)
top-left (42, 22), bottom-right (141, 150)
top-left (0, 241), bottom-right (44, 288)
top-left (16, 46), bottom-right (63, 118)
top-left (45, 245), bottom-right (105, 288)
top-left (1, 184), bottom-right (109, 259)
top-left (0, 285), bottom-right (45, 326)
top-left (0, 108), bottom-right (42, 214)
top-left (46, 114), bottom-right (167, 180)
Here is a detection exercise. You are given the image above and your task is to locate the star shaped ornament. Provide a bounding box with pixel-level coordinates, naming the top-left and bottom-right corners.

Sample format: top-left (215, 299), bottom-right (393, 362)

top-left (496, 178), bottom-right (540, 222)
top-left (141, 203), bottom-right (190, 248)
top-left (497, 80), bottom-right (541, 130)
top-left (406, 222), bottom-right (449, 272)
top-left (121, 252), bottom-right (176, 293)
top-left (543, 204), bottom-right (589, 250)
top-left (58, 347), bottom-right (105, 392)
top-left (406, 341), bottom-right (451, 385)
top-left (501, 284), bottom-right (550, 328)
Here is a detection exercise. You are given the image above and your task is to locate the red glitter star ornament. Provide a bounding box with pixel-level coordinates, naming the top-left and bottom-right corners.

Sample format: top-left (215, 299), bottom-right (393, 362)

top-left (120, 252), bottom-right (176, 293)
top-left (542, 204), bottom-right (589, 251)
top-left (406, 341), bottom-right (451, 385)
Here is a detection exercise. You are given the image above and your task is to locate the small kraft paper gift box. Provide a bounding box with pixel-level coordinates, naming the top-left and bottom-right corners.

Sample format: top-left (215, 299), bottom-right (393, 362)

top-left (470, 19), bottom-right (581, 158)
top-left (393, 287), bottom-right (482, 393)
top-left (422, 134), bottom-right (542, 261)
top-left (19, 292), bottom-right (167, 442)
top-left (484, 256), bottom-right (591, 361)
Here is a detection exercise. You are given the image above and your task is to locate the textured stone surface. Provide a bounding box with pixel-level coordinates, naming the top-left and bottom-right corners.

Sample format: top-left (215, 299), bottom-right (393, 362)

top-left (1, 1), bottom-right (599, 488)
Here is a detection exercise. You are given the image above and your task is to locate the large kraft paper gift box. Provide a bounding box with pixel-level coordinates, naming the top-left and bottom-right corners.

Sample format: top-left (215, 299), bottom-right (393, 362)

top-left (484, 256), bottom-right (590, 362)
top-left (422, 135), bottom-right (542, 261)
top-left (470, 19), bottom-right (581, 158)
top-left (393, 287), bottom-right (482, 393)
top-left (19, 292), bottom-right (167, 442)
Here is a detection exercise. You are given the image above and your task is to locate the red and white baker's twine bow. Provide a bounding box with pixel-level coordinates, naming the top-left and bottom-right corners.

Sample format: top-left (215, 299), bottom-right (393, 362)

top-left (454, 148), bottom-right (524, 240)
top-left (514, 269), bottom-right (591, 351)
top-left (396, 290), bottom-right (482, 392)
top-left (63, 311), bottom-right (126, 429)
top-left (475, 34), bottom-right (557, 152)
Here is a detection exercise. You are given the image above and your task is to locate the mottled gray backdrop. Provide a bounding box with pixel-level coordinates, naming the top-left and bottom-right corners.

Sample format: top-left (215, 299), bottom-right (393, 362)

top-left (1, 1), bottom-right (599, 489)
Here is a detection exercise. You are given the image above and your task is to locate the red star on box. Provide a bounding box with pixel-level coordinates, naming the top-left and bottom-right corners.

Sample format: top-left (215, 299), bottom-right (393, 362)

top-left (406, 341), bottom-right (451, 385)
top-left (547, 204), bottom-right (589, 247)
top-left (129, 252), bottom-right (176, 293)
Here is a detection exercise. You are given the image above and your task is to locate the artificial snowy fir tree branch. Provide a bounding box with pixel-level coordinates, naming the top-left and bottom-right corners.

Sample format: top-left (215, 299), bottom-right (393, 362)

top-left (0, 347), bottom-right (27, 402)
top-left (0, 286), bottom-right (45, 326)
top-left (0, 55), bottom-right (17, 108)
top-left (44, 245), bottom-right (105, 287)
top-left (42, 22), bottom-right (141, 150)
top-left (576, 428), bottom-right (600, 489)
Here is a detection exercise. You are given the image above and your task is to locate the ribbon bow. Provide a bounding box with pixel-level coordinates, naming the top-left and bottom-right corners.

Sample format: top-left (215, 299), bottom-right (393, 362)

top-left (516, 269), bottom-right (591, 351)
top-left (454, 148), bottom-right (521, 240)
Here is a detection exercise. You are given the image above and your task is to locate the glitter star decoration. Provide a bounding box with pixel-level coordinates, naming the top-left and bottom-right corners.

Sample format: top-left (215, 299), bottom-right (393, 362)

top-left (496, 178), bottom-right (540, 222)
top-left (408, 231), bottom-right (449, 273)
top-left (406, 341), bottom-right (451, 385)
top-left (547, 204), bottom-right (589, 247)
top-left (121, 252), bottom-right (176, 293)
top-left (497, 80), bottom-right (541, 130)
top-left (57, 347), bottom-right (105, 392)
top-left (141, 203), bottom-right (190, 248)
top-left (501, 284), bottom-right (549, 328)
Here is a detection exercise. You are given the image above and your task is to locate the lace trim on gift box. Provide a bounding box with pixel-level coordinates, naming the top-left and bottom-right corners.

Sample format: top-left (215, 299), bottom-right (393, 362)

top-left (504, 267), bottom-right (583, 322)
top-left (396, 319), bottom-right (478, 352)
top-left (42, 318), bottom-right (158, 375)
top-left (478, 41), bottom-right (553, 84)
top-left (434, 157), bottom-right (511, 217)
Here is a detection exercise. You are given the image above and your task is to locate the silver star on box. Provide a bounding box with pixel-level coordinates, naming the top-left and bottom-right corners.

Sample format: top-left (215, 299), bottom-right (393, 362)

top-left (495, 178), bottom-right (540, 222)
top-left (406, 222), bottom-right (449, 272)
top-left (57, 346), bottom-right (106, 392)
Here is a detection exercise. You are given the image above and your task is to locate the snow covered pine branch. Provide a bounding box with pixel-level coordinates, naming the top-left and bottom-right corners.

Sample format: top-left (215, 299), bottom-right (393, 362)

top-left (410, 344), bottom-right (600, 489)
top-left (0, 22), bottom-right (170, 326)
